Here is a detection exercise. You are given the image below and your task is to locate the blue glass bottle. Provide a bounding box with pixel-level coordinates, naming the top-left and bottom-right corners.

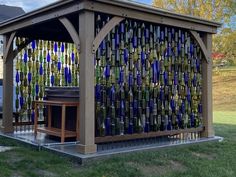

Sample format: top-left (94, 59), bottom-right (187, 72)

top-left (54, 42), bottom-right (57, 53)
top-left (105, 64), bottom-right (110, 78)
top-left (71, 52), bottom-right (75, 62)
top-left (128, 72), bottom-right (133, 88)
top-left (51, 75), bottom-right (54, 86)
top-left (95, 84), bottom-right (101, 101)
top-left (28, 72), bottom-right (32, 83)
top-left (64, 66), bottom-right (68, 84)
top-left (39, 64), bottom-right (43, 75)
top-left (16, 71), bottom-right (20, 83)
top-left (119, 69), bottom-right (124, 84)
top-left (164, 71), bottom-right (168, 85)
top-left (141, 51), bottom-right (145, 65)
top-left (20, 96), bottom-right (24, 108)
top-left (57, 61), bottom-right (61, 71)
top-left (35, 84), bottom-right (39, 95)
top-left (124, 48), bottom-right (128, 64)
top-left (198, 103), bottom-right (202, 114)
top-left (115, 32), bottom-right (120, 47)
top-left (105, 117), bottom-right (111, 135)
top-left (68, 69), bottom-right (72, 84)
top-left (152, 63), bottom-right (157, 83)
top-left (47, 52), bottom-right (50, 62)
top-left (24, 52), bottom-right (27, 63)
top-left (61, 43), bottom-right (64, 53)
top-left (133, 36), bottom-right (137, 48)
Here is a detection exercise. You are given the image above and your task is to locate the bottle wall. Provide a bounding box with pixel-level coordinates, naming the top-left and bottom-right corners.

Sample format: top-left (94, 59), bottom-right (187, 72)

top-left (13, 13), bottom-right (203, 136)
top-left (14, 39), bottom-right (79, 123)
top-left (94, 14), bottom-right (203, 137)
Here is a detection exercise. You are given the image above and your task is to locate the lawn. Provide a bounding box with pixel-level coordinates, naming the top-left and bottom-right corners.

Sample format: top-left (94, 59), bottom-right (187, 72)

top-left (0, 67), bottom-right (235, 177)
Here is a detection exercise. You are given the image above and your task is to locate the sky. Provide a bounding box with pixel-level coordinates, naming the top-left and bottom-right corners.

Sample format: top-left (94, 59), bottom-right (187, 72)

top-left (0, 0), bottom-right (152, 12)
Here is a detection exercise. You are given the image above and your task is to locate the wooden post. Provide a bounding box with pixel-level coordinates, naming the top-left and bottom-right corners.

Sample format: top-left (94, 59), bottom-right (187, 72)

top-left (201, 33), bottom-right (214, 138)
top-left (61, 105), bottom-right (66, 143)
top-left (78, 10), bottom-right (97, 154)
top-left (1, 35), bottom-right (14, 133)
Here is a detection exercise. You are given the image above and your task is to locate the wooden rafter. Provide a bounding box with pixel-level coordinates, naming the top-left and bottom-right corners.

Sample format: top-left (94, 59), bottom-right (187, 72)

top-left (190, 30), bottom-right (210, 63)
top-left (59, 17), bottom-right (81, 53)
top-left (92, 16), bottom-right (124, 53)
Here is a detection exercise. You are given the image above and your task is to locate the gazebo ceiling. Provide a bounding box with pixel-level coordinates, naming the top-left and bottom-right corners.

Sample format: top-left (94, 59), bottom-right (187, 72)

top-left (15, 14), bottom-right (79, 43)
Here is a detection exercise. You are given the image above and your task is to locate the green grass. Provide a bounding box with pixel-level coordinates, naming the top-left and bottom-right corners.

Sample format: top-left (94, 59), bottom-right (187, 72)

top-left (0, 112), bottom-right (236, 177)
top-left (0, 69), bottom-right (235, 177)
top-left (214, 111), bottom-right (236, 125)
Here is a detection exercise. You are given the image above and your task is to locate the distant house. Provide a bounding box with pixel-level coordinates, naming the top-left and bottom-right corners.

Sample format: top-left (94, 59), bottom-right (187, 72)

top-left (0, 5), bottom-right (25, 22)
top-left (212, 52), bottom-right (226, 60)
top-left (0, 5), bottom-right (25, 78)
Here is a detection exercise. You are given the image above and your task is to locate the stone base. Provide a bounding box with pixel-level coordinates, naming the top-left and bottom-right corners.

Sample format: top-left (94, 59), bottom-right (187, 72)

top-left (77, 144), bottom-right (97, 154)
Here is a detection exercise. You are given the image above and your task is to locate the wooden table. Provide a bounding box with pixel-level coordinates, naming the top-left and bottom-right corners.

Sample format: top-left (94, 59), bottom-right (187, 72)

top-left (34, 100), bottom-right (80, 143)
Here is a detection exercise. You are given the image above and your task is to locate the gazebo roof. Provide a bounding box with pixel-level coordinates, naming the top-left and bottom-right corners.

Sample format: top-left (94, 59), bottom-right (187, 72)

top-left (0, 0), bottom-right (221, 42)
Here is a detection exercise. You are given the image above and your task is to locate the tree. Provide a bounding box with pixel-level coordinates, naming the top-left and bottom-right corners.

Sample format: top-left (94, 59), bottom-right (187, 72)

top-left (153, 0), bottom-right (235, 24)
top-left (153, 0), bottom-right (236, 63)
top-left (214, 29), bottom-right (236, 62)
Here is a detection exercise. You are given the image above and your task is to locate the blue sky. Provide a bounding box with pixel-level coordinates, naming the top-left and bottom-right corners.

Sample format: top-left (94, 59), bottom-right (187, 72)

top-left (134, 0), bottom-right (152, 4)
top-left (0, 0), bottom-right (153, 12)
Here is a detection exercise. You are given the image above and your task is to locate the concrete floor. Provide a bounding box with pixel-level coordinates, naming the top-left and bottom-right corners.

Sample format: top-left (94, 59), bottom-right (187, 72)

top-left (0, 130), bottom-right (223, 164)
top-left (0, 146), bottom-right (13, 152)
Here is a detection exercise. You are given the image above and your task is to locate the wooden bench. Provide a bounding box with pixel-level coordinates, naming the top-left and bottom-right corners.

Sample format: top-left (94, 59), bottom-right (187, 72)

top-left (34, 100), bottom-right (79, 143)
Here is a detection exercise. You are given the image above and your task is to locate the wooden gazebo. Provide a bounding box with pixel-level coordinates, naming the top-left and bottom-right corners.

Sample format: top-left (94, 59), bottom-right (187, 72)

top-left (0, 0), bottom-right (220, 154)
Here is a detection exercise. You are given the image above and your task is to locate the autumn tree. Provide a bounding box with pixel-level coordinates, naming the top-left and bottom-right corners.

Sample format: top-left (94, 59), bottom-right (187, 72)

top-left (153, 0), bottom-right (236, 63)
top-left (153, 0), bottom-right (235, 24)
top-left (214, 28), bottom-right (236, 62)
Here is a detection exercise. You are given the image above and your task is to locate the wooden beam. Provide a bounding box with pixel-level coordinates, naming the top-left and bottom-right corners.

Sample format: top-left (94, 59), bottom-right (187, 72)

top-left (3, 32), bottom-right (16, 63)
top-left (83, 1), bottom-right (218, 34)
top-left (190, 30), bottom-right (210, 63)
top-left (78, 10), bottom-right (97, 154)
top-left (0, 1), bottom-right (81, 34)
top-left (201, 33), bottom-right (214, 138)
top-left (95, 127), bottom-right (203, 143)
top-left (92, 16), bottom-right (124, 53)
top-left (96, 0), bottom-right (221, 28)
top-left (59, 17), bottom-right (81, 53)
top-left (0, 0), bottom-right (220, 36)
